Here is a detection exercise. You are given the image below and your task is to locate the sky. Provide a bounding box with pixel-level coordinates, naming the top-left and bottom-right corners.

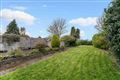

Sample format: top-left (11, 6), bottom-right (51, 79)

top-left (0, 0), bottom-right (111, 40)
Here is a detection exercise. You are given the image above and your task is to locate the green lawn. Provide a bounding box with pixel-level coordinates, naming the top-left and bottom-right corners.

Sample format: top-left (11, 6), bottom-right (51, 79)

top-left (0, 46), bottom-right (120, 80)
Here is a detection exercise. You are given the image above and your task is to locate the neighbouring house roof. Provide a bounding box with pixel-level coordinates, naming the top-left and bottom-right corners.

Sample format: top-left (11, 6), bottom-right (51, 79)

top-left (20, 37), bottom-right (48, 49)
top-left (0, 35), bottom-right (49, 51)
top-left (30, 37), bottom-right (48, 47)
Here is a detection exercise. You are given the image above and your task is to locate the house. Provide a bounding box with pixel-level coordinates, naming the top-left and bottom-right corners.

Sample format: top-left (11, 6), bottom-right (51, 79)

top-left (0, 35), bottom-right (49, 52)
top-left (20, 37), bottom-right (48, 49)
top-left (0, 34), bottom-right (65, 52)
top-left (0, 36), bottom-right (7, 52)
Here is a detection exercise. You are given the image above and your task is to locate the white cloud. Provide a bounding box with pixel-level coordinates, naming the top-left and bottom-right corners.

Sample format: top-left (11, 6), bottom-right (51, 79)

top-left (12, 6), bottom-right (27, 11)
top-left (80, 30), bottom-right (85, 37)
top-left (0, 9), bottom-right (36, 25)
top-left (69, 17), bottom-right (98, 26)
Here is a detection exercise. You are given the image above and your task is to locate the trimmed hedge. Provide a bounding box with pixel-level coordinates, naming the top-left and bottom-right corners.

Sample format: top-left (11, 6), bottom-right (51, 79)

top-left (76, 40), bottom-right (92, 45)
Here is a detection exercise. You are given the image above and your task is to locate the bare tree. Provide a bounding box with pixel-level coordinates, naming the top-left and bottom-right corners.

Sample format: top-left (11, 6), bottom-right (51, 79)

top-left (47, 18), bottom-right (66, 37)
top-left (95, 16), bottom-right (104, 32)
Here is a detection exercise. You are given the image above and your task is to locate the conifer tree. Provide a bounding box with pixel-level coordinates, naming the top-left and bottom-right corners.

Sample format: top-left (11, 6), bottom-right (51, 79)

top-left (6, 19), bottom-right (20, 35)
top-left (104, 0), bottom-right (120, 60)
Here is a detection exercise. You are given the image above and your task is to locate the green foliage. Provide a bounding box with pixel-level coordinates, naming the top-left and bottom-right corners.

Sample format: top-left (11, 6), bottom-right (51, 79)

top-left (29, 49), bottom-right (40, 55)
top-left (75, 28), bottom-right (80, 39)
top-left (76, 40), bottom-right (92, 45)
top-left (35, 41), bottom-right (46, 52)
top-left (92, 33), bottom-right (108, 49)
top-left (50, 48), bottom-right (60, 51)
top-left (70, 27), bottom-right (80, 39)
top-left (70, 26), bottom-right (76, 37)
top-left (9, 49), bottom-right (23, 57)
top-left (5, 19), bottom-right (20, 35)
top-left (51, 35), bottom-right (60, 48)
top-left (20, 27), bottom-right (26, 36)
top-left (61, 35), bottom-right (76, 47)
top-left (3, 34), bottom-right (20, 45)
top-left (103, 0), bottom-right (120, 59)
top-left (1, 46), bottom-right (120, 80)
top-left (0, 57), bottom-right (4, 61)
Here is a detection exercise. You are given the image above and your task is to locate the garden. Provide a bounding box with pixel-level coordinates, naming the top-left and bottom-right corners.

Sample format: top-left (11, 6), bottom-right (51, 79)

top-left (0, 0), bottom-right (120, 80)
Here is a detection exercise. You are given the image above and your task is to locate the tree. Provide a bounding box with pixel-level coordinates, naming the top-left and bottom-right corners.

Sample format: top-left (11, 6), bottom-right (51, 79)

top-left (94, 15), bottom-right (109, 49)
top-left (20, 27), bottom-right (26, 35)
top-left (51, 35), bottom-right (60, 48)
top-left (92, 33), bottom-right (108, 49)
top-left (75, 28), bottom-right (80, 39)
top-left (95, 14), bottom-right (108, 35)
top-left (48, 18), bottom-right (66, 37)
top-left (61, 35), bottom-right (76, 47)
top-left (95, 16), bottom-right (104, 32)
top-left (70, 27), bottom-right (80, 39)
top-left (103, 0), bottom-right (120, 60)
top-left (5, 19), bottom-right (20, 35)
top-left (70, 26), bottom-right (76, 37)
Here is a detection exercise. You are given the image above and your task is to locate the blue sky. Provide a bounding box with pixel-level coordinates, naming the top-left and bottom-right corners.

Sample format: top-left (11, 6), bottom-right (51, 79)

top-left (0, 0), bottom-right (111, 40)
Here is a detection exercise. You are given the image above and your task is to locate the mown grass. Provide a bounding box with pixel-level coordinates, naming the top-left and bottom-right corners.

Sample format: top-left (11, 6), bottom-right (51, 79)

top-left (0, 46), bottom-right (120, 80)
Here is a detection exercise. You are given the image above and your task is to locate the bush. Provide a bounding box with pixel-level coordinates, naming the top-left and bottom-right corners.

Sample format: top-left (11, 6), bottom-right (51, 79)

top-left (50, 48), bottom-right (60, 51)
top-left (0, 57), bottom-right (4, 61)
top-left (3, 34), bottom-right (20, 45)
top-left (35, 41), bottom-right (46, 52)
top-left (61, 35), bottom-right (76, 47)
top-left (76, 40), bottom-right (92, 46)
top-left (9, 49), bottom-right (23, 57)
top-left (51, 35), bottom-right (60, 48)
top-left (92, 33), bottom-right (108, 49)
top-left (29, 49), bottom-right (40, 55)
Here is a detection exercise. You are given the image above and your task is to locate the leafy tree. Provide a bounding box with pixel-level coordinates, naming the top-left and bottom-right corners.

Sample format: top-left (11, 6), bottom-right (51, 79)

top-left (94, 16), bottom-right (109, 50)
top-left (70, 27), bottom-right (80, 39)
top-left (20, 27), bottom-right (26, 35)
top-left (70, 26), bottom-right (76, 37)
top-left (75, 28), bottom-right (80, 39)
top-left (51, 35), bottom-right (60, 48)
top-left (92, 33), bottom-right (108, 49)
top-left (5, 19), bottom-right (20, 35)
top-left (61, 35), bottom-right (76, 47)
top-left (103, 0), bottom-right (120, 60)
top-left (48, 18), bottom-right (66, 37)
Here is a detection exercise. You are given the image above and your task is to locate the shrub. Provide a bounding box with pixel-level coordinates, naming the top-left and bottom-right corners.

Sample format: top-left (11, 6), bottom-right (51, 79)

top-left (35, 41), bottom-right (46, 52)
top-left (92, 33), bottom-right (108, 49)
top-left (51, 48), bottom-right (60, 51)
top-left (0, 57), bottom-right (4, 61)
top-left (51, 35), bottom-right (60, 48)
top-left (3, 34), bottom-right (20, 45)
top-left (76, 40), bottom-right (92, 46)
top-left (60, 46), bottom-right (65, 51)
top-left (29, 49), bottom-right (40, 55)
top-left (61, 35), bottom-right (76, 47)
top-left (9, 49), bottom-right (23, 57)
